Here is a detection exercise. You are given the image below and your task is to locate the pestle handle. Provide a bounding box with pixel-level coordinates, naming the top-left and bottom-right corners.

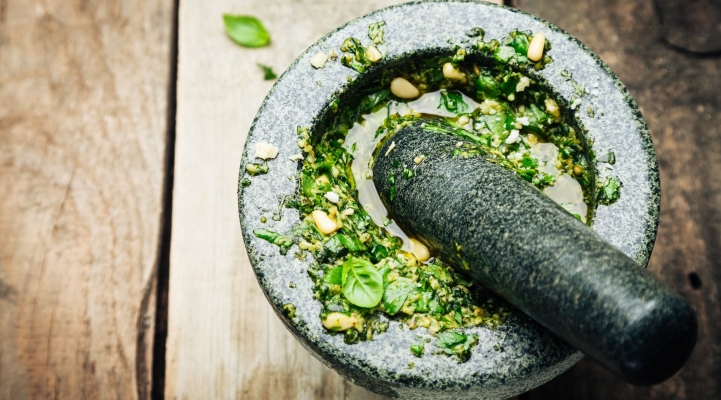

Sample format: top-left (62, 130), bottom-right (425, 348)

top-left (372, 123), bottom-right (697, 385)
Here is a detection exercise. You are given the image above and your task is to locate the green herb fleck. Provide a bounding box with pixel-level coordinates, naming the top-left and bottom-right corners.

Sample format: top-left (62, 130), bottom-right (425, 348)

top-left (402, 167), bottom-right (416, 179)
top-left (241, 178), bottom-right (251, 187)
top-left (410, 344), bottom-right (425, 357)
top-left (340, 38), bottom-right (369, 73)
top-left (439, 90), bottom-right (469, 114)
top-left (587, 106), bottom-right (595, 118)
top-left (382, 278), bottom-right (414, 315)
top-left (257, 63), bottom-right (277, 80)
top-left (388, 171), bottom-right (396, 201)
top-left (601, 151), bottom-right (616, 165)
top-left (465, 27), bottom-right (485, 38)
top-left (254, 229), bottom-right (294, 254)
top-left (282, 303), bottom-right (296, 318)
top-left (597, 176), bottom-right (622, 205)
top-left (223, 14), bottom-right (271, 48)
top-left (246, 163), bottom-right (269, 176)
top-left (494, 46), bottom-right (516, 64)
top-left (434, 331), bottom-right (478, 362)
top-left (368, 21), bottom-right (386, 44)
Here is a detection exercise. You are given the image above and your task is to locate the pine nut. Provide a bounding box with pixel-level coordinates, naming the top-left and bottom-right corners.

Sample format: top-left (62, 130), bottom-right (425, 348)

top-left (442, 62), bottom-right (466, 82)
top-left (312, 210), bottom-right (338, 235)
top-left (322, 312), bottom-right (357, 331)
top-left (390, 77), bottom-right (420, 99)
top-left (366, 45), bottom-right (383, 63)
top-left (410, 238), bottom-right (431, 262)
top-left (545, 97), bottom-right (561, 118)
top-left (527, 32), bottom-right (545, 62)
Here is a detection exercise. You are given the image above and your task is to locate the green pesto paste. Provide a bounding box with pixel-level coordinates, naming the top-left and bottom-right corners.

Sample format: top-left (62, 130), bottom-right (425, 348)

top-left (253, 28), bottom-right (618, 362)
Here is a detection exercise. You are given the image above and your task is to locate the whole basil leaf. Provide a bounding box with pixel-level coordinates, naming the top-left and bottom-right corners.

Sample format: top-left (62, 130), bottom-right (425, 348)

top-left (223, 15), bottom-right (271, 48)
top-left (341, 257), bottom-right (384, 308)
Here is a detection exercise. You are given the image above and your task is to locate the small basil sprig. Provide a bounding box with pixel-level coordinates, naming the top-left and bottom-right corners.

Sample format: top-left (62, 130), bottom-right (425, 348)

top-left (223, 14), bottom-right (271, 48)
top-left (341, 257), bottom-right (383, 308)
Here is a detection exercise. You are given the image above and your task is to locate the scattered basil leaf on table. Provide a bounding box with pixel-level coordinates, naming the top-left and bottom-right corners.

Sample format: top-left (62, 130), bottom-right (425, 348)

top-left (257, 63), bottom-right (277, 80)
top-left (341, 256), bottom-right (384, 308)
top-left (223, 14), bottom-right (271, 48)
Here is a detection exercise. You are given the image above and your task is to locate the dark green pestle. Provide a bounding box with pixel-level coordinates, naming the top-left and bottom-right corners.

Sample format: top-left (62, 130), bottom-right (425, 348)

top-left (372, 122), bottom-right (697, 386)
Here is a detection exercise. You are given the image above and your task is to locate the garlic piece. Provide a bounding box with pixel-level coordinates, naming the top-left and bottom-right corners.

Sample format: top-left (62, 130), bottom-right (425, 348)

top-left (506, 129), bottom-right (520, 144)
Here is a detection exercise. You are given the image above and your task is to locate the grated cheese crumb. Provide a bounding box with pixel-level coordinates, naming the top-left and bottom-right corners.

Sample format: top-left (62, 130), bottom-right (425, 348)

top-left (324, 191), bottom-right (340, 203)
top-left (516, 76), bottom-right (531, 92)
top-left (311, 52), bottom-right (328, 69)
top-left (255, 141), bottom-right (279, 160)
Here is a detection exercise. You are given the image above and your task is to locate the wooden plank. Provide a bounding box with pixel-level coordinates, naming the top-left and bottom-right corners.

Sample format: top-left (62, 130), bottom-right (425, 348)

top-left (513, 0), bottom-right (721, 399)
top-left (0, 0), bottom-right (175, 399)
top-left (166, 0), bottom-right (502, 399)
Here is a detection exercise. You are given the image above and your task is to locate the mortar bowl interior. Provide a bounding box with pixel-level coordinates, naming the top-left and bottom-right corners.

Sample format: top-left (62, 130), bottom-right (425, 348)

top-left (238, 2), bottom-right (660, 399)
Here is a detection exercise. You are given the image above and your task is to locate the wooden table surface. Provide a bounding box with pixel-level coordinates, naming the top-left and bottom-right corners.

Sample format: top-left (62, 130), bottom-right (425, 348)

top-left (1, 0), bottom-right (718, 399)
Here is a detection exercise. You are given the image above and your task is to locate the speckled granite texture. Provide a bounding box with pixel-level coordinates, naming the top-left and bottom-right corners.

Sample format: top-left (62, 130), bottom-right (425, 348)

top-left (374, 124), bottom-right (696, 386)
top-left (238, 1), bottom-right (662, 398)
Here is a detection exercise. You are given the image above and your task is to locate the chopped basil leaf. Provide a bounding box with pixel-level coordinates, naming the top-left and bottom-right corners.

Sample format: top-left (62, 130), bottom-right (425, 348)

top-left (434, 331), bottom-right (478, 362)
top-left (382, 277), bottom-right (414, 315)
top-left (325, 265), bottom-right (343, 285)
top-left (438, 90), bottom-right (469, 114)
top-left (253, 229), bottom-right (293, 254)
top-left (597, 176), bottom-right (622, 205)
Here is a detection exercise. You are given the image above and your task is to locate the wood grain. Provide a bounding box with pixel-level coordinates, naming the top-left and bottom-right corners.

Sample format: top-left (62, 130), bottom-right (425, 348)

top-left (166, 1), bottom-right (403, 398)
top-left (166, 0), bottom-right (498, 399)
top-left (514, 0), bottom-right (721, 398)
top-left (0, 0), bottom-right (174, 399)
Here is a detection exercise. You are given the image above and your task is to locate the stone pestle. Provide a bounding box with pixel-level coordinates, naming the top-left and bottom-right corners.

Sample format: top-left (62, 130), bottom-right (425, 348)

top-left (372, 121), bottom-right (697, 385)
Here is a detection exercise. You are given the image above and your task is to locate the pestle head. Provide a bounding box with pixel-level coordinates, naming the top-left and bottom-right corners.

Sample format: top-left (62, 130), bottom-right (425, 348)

top-left (372, 122), bottom-right (697, 385)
